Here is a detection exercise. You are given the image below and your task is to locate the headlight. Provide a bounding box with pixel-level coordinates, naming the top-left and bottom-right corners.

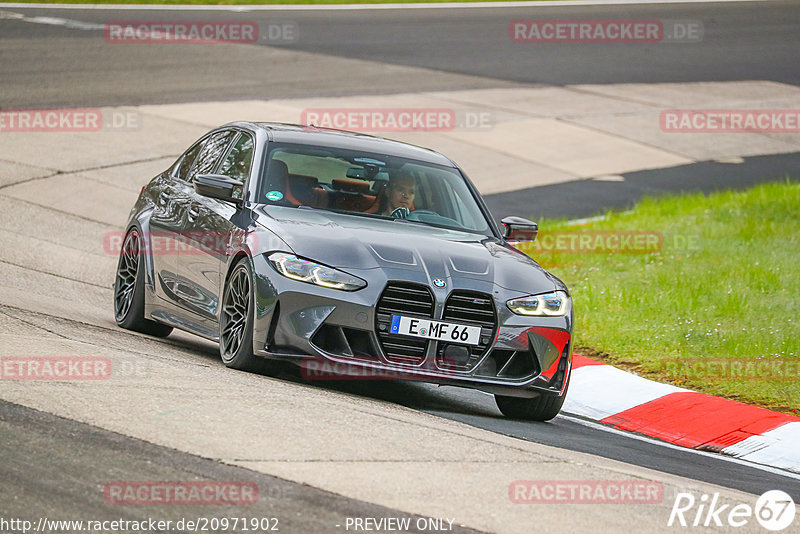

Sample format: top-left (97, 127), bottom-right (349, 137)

top-left (267, 252), bottom-right (366, 291)
top-left (507, 291), bottom-right (570, 316)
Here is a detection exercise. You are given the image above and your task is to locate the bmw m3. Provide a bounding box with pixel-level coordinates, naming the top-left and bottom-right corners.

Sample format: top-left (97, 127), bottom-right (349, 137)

top-left (114, 122), bottom-right (573, 420)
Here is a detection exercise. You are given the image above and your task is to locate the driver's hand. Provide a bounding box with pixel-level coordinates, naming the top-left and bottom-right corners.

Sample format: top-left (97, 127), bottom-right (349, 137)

top-left (391, 207), bottom-right (410, 219)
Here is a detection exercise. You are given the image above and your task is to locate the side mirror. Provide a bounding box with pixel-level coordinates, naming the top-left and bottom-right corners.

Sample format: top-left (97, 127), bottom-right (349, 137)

top-left (501, 216), bottom-right (538, 243)
top-left (194, 174), bottom-right (243, 205)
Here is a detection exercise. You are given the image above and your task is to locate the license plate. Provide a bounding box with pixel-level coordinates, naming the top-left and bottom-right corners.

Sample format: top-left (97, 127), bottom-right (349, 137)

top-left (390, 315), bottom-right (481, 346)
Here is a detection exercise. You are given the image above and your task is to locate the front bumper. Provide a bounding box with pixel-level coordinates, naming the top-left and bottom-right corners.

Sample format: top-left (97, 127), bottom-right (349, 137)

top-left (250, 254), bottom-right (573, 398)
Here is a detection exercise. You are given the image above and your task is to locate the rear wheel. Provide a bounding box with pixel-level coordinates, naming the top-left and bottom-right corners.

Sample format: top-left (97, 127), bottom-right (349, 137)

top-left (495, 379), bottom-right (569, 422)
top-left (114, 228), bottom-right (173, 337)
top-left (220, 258), bottom-right (283, 376)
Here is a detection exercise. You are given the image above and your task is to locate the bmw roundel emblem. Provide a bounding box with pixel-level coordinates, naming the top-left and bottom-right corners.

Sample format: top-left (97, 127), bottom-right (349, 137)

top-left (432, 279), bottom-right (446, 288)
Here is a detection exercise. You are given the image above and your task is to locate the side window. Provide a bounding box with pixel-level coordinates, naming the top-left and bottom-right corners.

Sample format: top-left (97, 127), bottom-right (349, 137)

top-left (219, 133), bottom-right (254, 185)
top-left (175, 141), bottom-right (205, 182)
top-left (187, 130), bottom-right (235, 183)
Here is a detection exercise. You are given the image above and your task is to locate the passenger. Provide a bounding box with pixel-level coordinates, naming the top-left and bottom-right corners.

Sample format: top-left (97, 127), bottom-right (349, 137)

top-left (380, 172), bottom-right (416, 218)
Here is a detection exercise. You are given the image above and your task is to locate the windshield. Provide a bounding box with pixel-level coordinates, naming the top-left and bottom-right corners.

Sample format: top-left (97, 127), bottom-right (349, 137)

top-left (258, 142), bottom-right (494, 236)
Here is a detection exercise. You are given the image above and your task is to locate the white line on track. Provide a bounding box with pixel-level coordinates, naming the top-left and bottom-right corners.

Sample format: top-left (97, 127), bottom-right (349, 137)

top-left (0, 11), bottom-right (104, 29)
top-left (0, 0), bottom-right (768, 11)
top-left (559, 413), bottom-right (800, 482)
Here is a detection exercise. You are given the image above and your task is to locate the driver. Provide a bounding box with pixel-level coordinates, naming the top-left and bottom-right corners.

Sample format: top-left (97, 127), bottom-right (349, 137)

top-left (380, 171), bottom-right (416, 217)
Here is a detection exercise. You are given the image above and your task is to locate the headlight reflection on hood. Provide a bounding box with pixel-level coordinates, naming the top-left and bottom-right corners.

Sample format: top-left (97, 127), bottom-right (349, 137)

top-left (267, 252), bottom-right (366, 291)
top-left (507, 291), bottom-right (570, 316)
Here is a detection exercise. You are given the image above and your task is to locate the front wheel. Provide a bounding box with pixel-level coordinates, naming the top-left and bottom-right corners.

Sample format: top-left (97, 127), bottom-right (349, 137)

top-left (219, 257), bottom-right (283, 376)
top-left (495, 380), bottom-right (569, 422)
top-left (113, 228), bottom-right (173, 337)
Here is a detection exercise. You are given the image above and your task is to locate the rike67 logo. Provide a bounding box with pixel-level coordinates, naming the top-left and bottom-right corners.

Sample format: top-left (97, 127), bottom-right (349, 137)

top-left (668, 490), bottom-right (796, 531)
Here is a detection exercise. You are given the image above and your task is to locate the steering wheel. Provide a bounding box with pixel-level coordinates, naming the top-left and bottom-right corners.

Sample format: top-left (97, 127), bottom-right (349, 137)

top-left (390, 207), bottom-right (410, 219)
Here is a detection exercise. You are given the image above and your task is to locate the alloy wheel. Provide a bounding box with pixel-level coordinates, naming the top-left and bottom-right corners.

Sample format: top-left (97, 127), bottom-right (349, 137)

top-left (221, 266), bottom-right (250, 360)
top-left (114, 230), bottom-right (140, 322)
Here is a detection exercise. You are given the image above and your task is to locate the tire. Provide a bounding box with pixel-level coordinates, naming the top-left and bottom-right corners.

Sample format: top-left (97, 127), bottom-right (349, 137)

top-left (114, 228), bottom-right (173, 338)
top-left (219, 257), bottom-right (283, 376)
top-left (495, 378), bottom-right (570, 422)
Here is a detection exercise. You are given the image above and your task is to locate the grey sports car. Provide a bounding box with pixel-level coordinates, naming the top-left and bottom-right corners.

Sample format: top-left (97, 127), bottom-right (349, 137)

top-left (114, 122), bottom-right (573, 421)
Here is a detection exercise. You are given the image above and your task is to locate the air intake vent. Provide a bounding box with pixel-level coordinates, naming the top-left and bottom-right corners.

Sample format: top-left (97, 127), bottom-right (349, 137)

top-left (375, 282), bottom-right (434, 364)
top-left (474, 348), bottom-right (539, 380)
top-left (310, 325), bottom-right (380, 361)
top-left (437, 291), bottom-right (496, 370)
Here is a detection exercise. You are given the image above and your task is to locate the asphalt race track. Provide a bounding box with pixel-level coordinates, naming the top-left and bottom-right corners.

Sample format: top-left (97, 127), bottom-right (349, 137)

top-left (2, 1), bottom-right (800, 107)
top-left (1, 1), bottom-right (800, 533)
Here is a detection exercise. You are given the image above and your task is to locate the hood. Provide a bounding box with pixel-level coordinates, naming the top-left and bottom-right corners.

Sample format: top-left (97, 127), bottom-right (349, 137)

top-left (254, 206), bottom-right (563, 295)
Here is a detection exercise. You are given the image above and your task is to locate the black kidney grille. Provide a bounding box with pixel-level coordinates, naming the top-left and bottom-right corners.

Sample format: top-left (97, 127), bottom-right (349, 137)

top-left (443, 293), bottom-right (495, 326)
top-left (377, 284), bottom-right (434, 316)
top-left (375, 282), bottom-right (434, 364)
top-left (439, 291), bottom-right (497, 368)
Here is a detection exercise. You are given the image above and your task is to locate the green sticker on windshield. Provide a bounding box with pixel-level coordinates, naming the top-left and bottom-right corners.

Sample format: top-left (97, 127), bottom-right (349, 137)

top-left (266, 190), bottom-right (283, 202)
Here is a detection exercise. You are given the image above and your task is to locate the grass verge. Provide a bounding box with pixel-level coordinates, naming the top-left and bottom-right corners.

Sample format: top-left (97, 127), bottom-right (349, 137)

top-left (516, 180), bottom-right (799, 414)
